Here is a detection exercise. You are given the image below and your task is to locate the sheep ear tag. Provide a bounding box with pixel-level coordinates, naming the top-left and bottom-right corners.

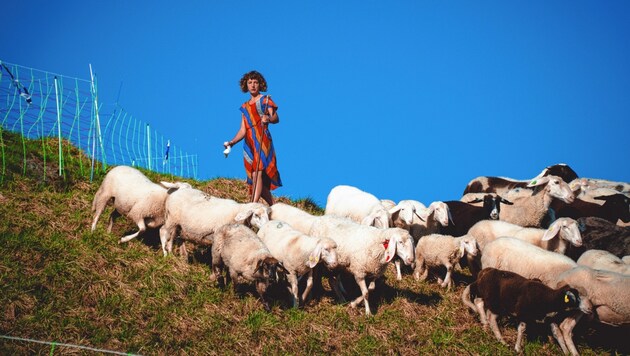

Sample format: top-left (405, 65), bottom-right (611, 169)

top-left (307, 245), bottom-right (322, 268)
top-left (564, 294), bottom-right (569, 303)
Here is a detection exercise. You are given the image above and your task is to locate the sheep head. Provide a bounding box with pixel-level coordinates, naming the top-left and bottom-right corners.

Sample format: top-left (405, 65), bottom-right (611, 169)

top-left (309, 237), bottom-right (338, 269)
top-left (361, 206), bottom-right (391, 229)
top-left (543, 217), bottom-right (582, 247)
top-left (427, 201), bottom-right (451, 227)
top-left (384, 228), bottom-right (414, 266)
top-left (235, 203), bottom-right (271, 229)
top-left (528, 175), bottom-right (574, 204)
top-left (459, 236), bottom-right (478, 257)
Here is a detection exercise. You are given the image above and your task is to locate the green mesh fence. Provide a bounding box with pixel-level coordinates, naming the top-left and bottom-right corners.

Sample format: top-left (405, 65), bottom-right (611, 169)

top-left (0, 60), bottom-right (198, 182)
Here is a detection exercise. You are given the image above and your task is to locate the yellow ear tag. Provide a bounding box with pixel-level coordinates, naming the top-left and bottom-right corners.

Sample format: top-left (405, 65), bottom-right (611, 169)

top-left (309, 255), bottom-right (317, 264)
top-left (564, 294), bottom-right (569, 303)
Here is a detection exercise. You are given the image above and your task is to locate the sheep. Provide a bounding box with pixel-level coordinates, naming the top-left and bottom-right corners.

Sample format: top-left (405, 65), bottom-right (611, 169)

top-left (498, 175), bottom-right (574, 228)
top-left (406, 201), bottom-right (451, 239)
top-left (551, 193), bottom-right (630, 224)
top-left (569, 178), bottom-right (625, 204)
top-left (550, 266), bottom-right (630, 356)
top-left (440, 195), bottom-right (513, 237)
top-left (623, 256), bottom-right (630, 264)
top-left (463, 163), bottom-right (579, 196)
top-left (576, 249), bottom-right (630, 275)
top-left (90, 165), bottom-right (190, 243)
top-left (308, 215), bottom-right (415, 316)
top-left (480, 237), bottom-right (578, 287)
top-left (465, 217), bottom-right (582, 278)
top-left (159, 185), bottom-right (270, 256)
top-left (325, 185), bottom-right (396, 228)
top-left (468, 217), bottom-right (583, 254)
top-left (386, 200), bottom-right (449, 281)
top-left (257, 220), bottom-right (338, 308)
top-left (566, 217), bottom-right (630, 260)
top-left (461, 267), bottom-right (590, 353)
top-left (210, 224), bottom-right (285, 311)
top-left (269, 202), bottom-right (320, 235)
top-left (412, 233), bottom-right (478, 290)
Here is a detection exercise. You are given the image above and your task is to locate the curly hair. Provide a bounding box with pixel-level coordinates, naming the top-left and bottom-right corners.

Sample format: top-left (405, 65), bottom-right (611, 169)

top-left (239, 70), bottom-right (268, 93)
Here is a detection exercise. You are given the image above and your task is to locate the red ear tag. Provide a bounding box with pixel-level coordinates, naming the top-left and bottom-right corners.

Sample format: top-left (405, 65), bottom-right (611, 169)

top-left (383, 240), bottom-right (389, 250)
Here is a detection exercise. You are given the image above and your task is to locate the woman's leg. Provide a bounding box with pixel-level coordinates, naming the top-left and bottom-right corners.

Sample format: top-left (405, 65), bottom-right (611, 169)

top-left (252, 170), bottom-right (274, 205)
top-left (252, 170), bottom-right (264, 203)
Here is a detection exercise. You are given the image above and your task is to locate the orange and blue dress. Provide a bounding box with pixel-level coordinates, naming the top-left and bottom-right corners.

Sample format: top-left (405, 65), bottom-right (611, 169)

top-left (239, 95), bottom-right (282, 190)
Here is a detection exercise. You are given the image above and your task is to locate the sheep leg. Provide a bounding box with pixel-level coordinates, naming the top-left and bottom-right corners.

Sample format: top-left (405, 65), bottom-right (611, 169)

top-left (395, 260), bottom-right (402, 281)
top-left (559, 312), bottom-right (583, 356)
top-left (90, 196), bottom-right (111, 232)
top-left (474, 298), bottom-right (488, 327)
top-left (107, 210), bottom-right (121, 233)
top-left (350, 277), bottom-right (372, 316)
top-left (159, 226), bottom-right (171, 257)
top-left (287, 273), bottom-right (299, 308)
top-left (413, 257), bottom-right (426, 281)
top-left (515, 321), bottom-right (526, 353)
top-left (328, 275), bottom-right (346, 303)
top-left (440, 264), bottom-right (453, 290)
top-left (256, 280), bottom-right (271, 312)
top-left (550, 322), bottom-right (569, 355)
top-left (300, 270), bottom-right (314, 304)
top-left (119, 219), bottom-right (146, 243)
top-left (488, 312), bottom-right (507, 345)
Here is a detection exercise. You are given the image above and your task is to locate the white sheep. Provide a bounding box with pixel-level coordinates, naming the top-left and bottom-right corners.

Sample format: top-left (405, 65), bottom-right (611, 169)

top-left (550, 266), bottom-right (630, 356)
top-left (269, 202), bottom-right (320, 235)
top-left (413, 233), bottom-right (478, 291)
top-left (210, 224), bottom-right (285, 311)
top-left (577, 249), bottom-right (630, 275)
top-left (468, 217), bottom-right (583, 253)
top-left (90, 165), bottom-right (190, 243)
top-left (324, 185), bottom-right (395, 228)
top-left (159, 185), bottom-right (270, 256)
top-left (308, 215), bottom-right (415, 316)
top-left (498, 175), bottom-right (574, 227)
top-left (258, 220), bottom-right (338, 308)
top-left (480, 237), bottom-right (577, 287)
top-left (406, 201), bottom-right (451, 239)
top-left (623, 256), bottom-right (630, 264)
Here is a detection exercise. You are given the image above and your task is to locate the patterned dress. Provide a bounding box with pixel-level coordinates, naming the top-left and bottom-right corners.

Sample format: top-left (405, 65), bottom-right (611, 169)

top-left (239, 95), bottom-right (282, 190)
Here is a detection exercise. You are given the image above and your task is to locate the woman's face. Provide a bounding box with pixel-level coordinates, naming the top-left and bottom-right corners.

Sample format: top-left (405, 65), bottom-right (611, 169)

top-left (247, 78), bottom-right (260, 95)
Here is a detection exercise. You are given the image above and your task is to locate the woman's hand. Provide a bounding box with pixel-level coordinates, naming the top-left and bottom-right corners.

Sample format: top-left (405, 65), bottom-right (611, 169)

top-left (261, 114), bottom-right (270, 124)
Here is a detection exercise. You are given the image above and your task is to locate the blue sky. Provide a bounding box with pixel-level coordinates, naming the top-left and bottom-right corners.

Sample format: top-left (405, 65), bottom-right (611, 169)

top-left (2, 1), bottom-right (629, 207)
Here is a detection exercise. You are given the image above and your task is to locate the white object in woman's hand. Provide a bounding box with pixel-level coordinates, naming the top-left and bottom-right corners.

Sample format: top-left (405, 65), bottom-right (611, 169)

top-left (223, 142), bottom-right (231, 157)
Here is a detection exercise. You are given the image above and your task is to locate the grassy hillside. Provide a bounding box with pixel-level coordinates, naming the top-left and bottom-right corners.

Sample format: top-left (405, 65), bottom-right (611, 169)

top-left (0, 130), bottom-right (626, 355)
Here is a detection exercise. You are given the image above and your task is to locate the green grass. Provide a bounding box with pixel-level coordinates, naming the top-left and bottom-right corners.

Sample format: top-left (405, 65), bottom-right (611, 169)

top-left (0, 130), bottom-right (626, 355)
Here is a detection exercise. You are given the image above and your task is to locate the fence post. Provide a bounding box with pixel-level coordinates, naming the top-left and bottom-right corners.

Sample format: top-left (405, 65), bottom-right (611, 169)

top-left (147, 124), bottom-right (151, 170)
top-left (54, 76), bottom-right (63, 176)
top-left (89, 64), bottom-right (105, 181)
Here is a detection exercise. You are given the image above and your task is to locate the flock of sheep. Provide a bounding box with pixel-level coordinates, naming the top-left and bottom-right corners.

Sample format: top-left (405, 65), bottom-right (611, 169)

top-left (90, 163), bottom-right (630, 355)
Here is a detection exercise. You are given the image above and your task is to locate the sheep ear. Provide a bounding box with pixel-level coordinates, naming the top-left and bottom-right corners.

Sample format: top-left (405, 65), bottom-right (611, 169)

top-left (447, 207), bottom-right (455, 226)
top-left (234, 210), bottom-right (253, 224)
top-left (528, 176), bottom-right (550, 187)
top-left (360, 213), bottom-right (377, 227)
top-left (564, 290), bottom-right (578, 306)
top-left (542, 222), bottom-right (561, 241)
top-left (500, 197), bottom-right (513, 205)
top-left (307, 243), bottom-right (322, 268)
top-left (468, 198), bottom-right (483, 204)
top-left (383, 237), bottom-right (397, 263)
top-left (458, 241), bottom-right (466, 259)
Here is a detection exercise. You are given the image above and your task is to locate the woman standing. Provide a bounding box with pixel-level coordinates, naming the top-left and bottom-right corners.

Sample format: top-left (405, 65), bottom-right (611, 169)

top-left (224, 70), bottom-right (282, 205)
